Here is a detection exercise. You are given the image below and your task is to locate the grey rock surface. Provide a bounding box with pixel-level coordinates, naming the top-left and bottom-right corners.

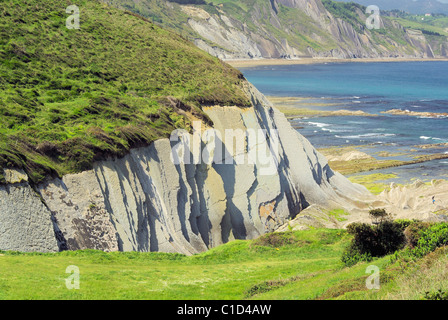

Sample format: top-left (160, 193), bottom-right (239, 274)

top-left (0, 175), bottom-right (59, 252)
top-left (0, 81), bottom-right (370, 254)
top-left (177, 0), bottom-right (444, 60)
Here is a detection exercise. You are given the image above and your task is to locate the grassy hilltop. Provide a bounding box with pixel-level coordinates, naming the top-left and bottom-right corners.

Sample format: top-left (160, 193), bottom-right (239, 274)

top-left (0, 0), bottom-right (249, 184)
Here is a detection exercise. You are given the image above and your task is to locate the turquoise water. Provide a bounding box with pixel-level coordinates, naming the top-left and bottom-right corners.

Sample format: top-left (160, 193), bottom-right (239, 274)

top-left (239, 61), bottom-right (448, 182)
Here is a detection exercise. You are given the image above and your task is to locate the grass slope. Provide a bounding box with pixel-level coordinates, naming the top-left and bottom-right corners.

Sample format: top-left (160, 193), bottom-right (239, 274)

top-left (0, 0), bottom-right (249, 184)
top-left (1, 228), bottom-right (446, 300)
top-left (0, 229), bottom-right (351, 299)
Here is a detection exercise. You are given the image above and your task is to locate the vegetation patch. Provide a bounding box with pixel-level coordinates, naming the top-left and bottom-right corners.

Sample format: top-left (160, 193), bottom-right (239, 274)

top-left (327, 209), bottom-right (350, 222)
top-left (316, 276), bottom-right (367, 300)
top-left (348, 173), bottom-right (397, 194)
top-left (244, 276), bottom-right (301, 298)
top-left (251, 231), bottom-right (310, 249)
top-left (321, 0), bottom-right (366, 33)
top-left (341, 211), bottom-right (410, 267)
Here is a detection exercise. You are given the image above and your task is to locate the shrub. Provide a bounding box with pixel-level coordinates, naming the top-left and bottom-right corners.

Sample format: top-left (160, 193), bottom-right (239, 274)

top-left (342, 220), bottom-right (406, 266)
top-left (369, 208), bottom-right (390, 225)
top-left (341, 242), bottom-right (373, 267)
top-left (377, 221), bottom-right (407, 253)
top-left (390, 222), bottom-right (448, 265)
top-left (412, 223), bottom-right (448, 258)
top-left (423, 289), bottom-right (448, 300)
top-left (394, 219), bottom-right (415, 231)
top-left (403, 222), bottom-right (432, 249)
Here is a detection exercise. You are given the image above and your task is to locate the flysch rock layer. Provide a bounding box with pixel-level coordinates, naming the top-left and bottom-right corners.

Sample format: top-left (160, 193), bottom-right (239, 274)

top-left (0, 82), bottom-right (370, 254)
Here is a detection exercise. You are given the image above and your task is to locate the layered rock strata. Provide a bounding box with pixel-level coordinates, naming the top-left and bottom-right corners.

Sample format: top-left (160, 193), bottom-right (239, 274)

top-left (0, 83), bottom-right (369, 254)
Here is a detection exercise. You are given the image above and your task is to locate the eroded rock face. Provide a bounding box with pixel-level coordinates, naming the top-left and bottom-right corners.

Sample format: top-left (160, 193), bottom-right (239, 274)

top-left (0, 174), bottom-right (59, 252)
top-left (178, 0), bottom-right (445, 60)
top-left (0, 82), bottom-right (369, 254)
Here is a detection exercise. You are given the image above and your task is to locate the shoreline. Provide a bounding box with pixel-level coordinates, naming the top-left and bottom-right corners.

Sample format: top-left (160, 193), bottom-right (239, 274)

top-left (232, 58), bottom-right (448, 223)
top-left (226, 57), bottom-right (448, 68)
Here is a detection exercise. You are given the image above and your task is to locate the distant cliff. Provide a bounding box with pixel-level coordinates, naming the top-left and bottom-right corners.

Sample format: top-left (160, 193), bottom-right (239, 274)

top-left (104, 0), bottom-right (448, 59)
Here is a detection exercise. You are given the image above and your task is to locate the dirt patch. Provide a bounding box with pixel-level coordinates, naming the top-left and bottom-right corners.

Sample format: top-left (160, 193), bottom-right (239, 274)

top-left (251, 232), bottom-right (310, 248)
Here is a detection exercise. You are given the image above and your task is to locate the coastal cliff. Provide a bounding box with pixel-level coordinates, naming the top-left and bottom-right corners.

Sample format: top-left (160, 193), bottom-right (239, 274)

top-left (0, 82), bottom-right (369, 254)
top-left (105, 0), bottom-right (448, 60)
top-left (0, 0), bottom-right (372, 254)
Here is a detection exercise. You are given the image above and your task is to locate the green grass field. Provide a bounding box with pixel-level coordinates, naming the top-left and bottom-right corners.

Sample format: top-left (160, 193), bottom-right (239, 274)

top-left (1, 228), bottom-right (446, 300)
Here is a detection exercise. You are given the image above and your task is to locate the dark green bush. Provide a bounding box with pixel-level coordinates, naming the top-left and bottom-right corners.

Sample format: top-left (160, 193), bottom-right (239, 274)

top-left (369, 208), bottom-right (389, 224)
top-left (342, 220), bottom-right (406, 266)
top-left (394, 219), bottom-right (415, 231)
top-left (341, 242), bottom-right (373, 267)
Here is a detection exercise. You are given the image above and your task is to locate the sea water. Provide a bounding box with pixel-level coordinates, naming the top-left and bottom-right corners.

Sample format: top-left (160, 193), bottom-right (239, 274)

top-left (239, 61), bottom-right (448, 183)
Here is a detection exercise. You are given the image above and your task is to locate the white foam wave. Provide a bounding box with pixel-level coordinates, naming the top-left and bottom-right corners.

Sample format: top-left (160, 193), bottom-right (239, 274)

top-left (321, 128), bottom-right (352, 133)
top-left (335, 133), bottom-right (396, 139)
top-left (308, 122), bottom-right (330, 128)
top-left (420, 136), bottom-right (446, 141)
top-left (347, 121), bottom-right (368, 125)
top-left (418, 115), bottom-right (448, 119)
top-left (420, 136), bottom-right (448, 143)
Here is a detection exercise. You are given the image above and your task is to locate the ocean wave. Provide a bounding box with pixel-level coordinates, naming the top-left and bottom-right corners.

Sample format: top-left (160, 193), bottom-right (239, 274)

top-left (308, 121), bottom-right (354, 134)
top-left (420, 136), bottom-right (447, 142)
top-left (321, 127), bottom-right (352, 133)
top-left (417, 115), bottom-right (448, 119)
top-left (335, 133), bottom-right (396, 139)
top-left (308, 122), bottom-right (330, 128)
top-left (347, 121), bottom-right (368, 124)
